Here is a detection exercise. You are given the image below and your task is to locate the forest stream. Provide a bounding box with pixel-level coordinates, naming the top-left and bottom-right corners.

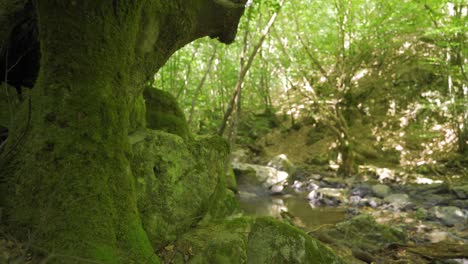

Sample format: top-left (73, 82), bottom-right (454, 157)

top-left (237, 183), bottom-right (346, 231)
top-left (232, 143), bottom-right (468, 264)
top-left (1, 0), bottom-right (467, 263)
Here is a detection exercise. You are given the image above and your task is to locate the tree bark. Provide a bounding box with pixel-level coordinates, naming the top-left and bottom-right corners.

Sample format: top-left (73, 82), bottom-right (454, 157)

top-left (0, 1), bottom-right (246, 262)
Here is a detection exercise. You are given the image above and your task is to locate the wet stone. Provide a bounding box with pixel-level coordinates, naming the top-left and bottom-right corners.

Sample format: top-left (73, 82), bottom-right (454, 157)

top-left (372, 184), bottom-right (391, 198)
top-left (430, 206), bottom-right (467, 227)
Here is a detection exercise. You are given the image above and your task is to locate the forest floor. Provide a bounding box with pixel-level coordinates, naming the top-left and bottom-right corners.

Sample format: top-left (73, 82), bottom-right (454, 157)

top-left (233, 118), bottom-right (468, 264)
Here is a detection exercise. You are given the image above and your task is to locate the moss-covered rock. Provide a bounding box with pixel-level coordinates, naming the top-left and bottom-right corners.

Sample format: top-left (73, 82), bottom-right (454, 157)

top-left (130, 129), bottom-right (236, 248)
top-left (311, 214), bottom-right (406, 262)
top-left (247, 217), bottom-right (343, 264)
top-left (143, 87), bottom-right (190, 140)
top-left (160, 216), bottom-right (343, 264)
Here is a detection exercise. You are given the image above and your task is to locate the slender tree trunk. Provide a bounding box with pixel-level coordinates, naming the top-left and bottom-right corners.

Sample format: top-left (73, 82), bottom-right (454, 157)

top-left (218, 0), bottom-right (284, 136)
top-left (188, 44), bottom-right (217, 125)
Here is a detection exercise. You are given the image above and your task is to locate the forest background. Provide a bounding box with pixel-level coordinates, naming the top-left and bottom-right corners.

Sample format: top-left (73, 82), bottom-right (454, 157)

top-left (155, 0), bottom-right (467, 177)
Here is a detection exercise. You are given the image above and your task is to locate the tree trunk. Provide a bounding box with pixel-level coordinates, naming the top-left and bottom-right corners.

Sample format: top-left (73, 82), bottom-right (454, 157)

top-left (0, 1), bottom-right (246, 262)
top-left (218, 0), bottom-right (284, 136)
top-left (188, 44), bottom-right (217, 125)
top-left (337, 142), bottom-right (355, 177)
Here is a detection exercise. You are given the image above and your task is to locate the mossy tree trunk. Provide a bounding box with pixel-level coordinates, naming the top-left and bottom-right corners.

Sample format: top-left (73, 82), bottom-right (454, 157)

top-left (0, 0), bottom-right (245, 263)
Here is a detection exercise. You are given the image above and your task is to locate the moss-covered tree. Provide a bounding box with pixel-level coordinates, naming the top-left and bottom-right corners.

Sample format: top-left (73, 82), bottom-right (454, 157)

top-left (0, 0), bottom-right (246, 262)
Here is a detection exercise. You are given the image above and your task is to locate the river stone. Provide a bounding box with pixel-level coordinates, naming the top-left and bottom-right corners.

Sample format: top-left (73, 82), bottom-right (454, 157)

top-left (451, 199), bottom-right (468, 210)
top-left (349, 196), bottom-right (362, 207)
top-left (384, 194), bottom-right (411, 209)
top-left (368, 197), bottom-right (382, 208)
top-left (453, 185), bottom-right (468, 199)
top-left (372, 184), bottom-right (391, 198)
top-left (421, 194), bottom-right (450, 208)
top-left (350, 184), bottom-right (372, 198)
top-left (431, 206), bottom-right (467, 227)
top-left (232, 162), bottom-right (289, 190)
top-left (321, 177), bottom-right (347, 188)
top-left (309, 188), bottom-right (347, 206)
top-left (269, 183), bottom-right (285, 194)
top-left (292, 179), bottom-right (319, 193)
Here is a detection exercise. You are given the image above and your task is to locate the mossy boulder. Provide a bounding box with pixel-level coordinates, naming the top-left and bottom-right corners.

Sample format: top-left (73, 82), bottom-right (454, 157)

top-left (311, 214), bottom-right (406, 262)
top-left (160, 216), bottom-right (343, 264)
top-left (144, 87), bottom-right (190, 140)
top-left (130, 129), bottom-right (237, 248)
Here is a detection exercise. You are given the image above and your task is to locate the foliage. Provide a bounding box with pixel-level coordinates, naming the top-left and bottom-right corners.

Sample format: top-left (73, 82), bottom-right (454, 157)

top-left (155, 0), bottom-right (467, 174)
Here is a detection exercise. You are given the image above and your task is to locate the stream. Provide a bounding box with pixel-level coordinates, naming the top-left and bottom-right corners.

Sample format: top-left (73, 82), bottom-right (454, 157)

top-left (237, 185), bottom-right (346, 232)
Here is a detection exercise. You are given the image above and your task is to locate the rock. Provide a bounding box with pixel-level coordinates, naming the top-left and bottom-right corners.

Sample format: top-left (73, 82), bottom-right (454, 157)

top-left (309, 188), bottom-right (347, 206)
top-left (143, 88), bottom-right (190, 140)
top-left (451, 199), bottom-right (468, 210)
top-left (350, 184), bottom-right (372, 198)
top-left (310, 174), bottom-right (323, 181)
top-left (232, 162), bottom-right (289, 192)
top-left (372, 184), bottom-right (391, 198)
top-left (307, 190), bottom-right (318, 201)
top-left (415, 208), bottom-right (428, 220)
top-left (453, 185), bottom-right (468, 199)
top-left (383, 194), bottom-right (411, 209)
top-left (291, 180), bottom-right (304, 192)
top-left (376, 168), bottom-right (396, 182)
top-left (163, 217), bottom-right (344, 264)
top-left (291, 180), bottom-right (319, 193)
top-left (269, 183), bottom-right (285, 194)
top-left (130, 130), bottom-right (237, 247)
top-left (312, 214), bottom-right (406, 257)
top-left (368, 197), bottom-right (382, 208)
top-left (431, 206), bottom-right (467, 227)
top-left (359, 166), bottom-right (397, 183)
top-left (267, 154), bottom-right (295, 175)
top-left (421, 194), bottom-right (450, 208)
top-left (349, 196), bottom-right (362, 207)
top-left (321, 177), bottom-right (347, 188)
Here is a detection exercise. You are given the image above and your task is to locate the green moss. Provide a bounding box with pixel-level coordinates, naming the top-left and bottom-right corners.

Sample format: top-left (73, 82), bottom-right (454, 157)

top-left (144, 87), bottom-right (190, 140)
top-left (1, 2), bottom-right (161, 263)
top-left (130, 130), bottom-right (234, 248)
top-left (247, 217), bottom-right (343, 264)
top-left (225, 165), bottom-right (239, 193)
top-left (0, 85), bottom-right (19, 128)
top-left (160, 217), bottom-right (252, 264)
top-left (317, 214), bottom-right (406, 255)
top-left (161, 216), bottom-right (342, 264)
top-left (129, 94), bottom-right (147, 131)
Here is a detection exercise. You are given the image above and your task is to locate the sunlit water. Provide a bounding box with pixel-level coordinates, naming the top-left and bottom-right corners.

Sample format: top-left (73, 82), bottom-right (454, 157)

top-left (237, 187), bottom-right (346, 232)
